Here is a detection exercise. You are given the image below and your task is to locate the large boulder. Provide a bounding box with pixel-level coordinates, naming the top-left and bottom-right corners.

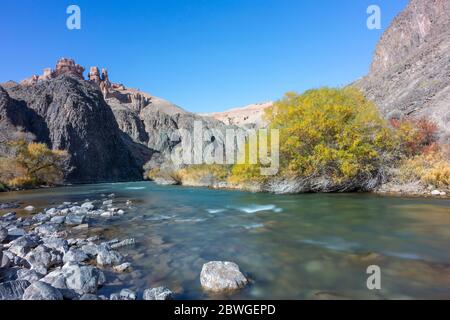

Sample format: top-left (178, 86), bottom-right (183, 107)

top-left (24, 245), bottom-right (63, 274)
top-left (22, 281), bottom-right (63, 300)
top-left (200, 261), bottom-right (249, 292)
top-left (8, 235), bottom-right (40, 258)
top-left (0, 280), bottom-right (30, 300)
top-left (41, 263), bottom-right (105, 297)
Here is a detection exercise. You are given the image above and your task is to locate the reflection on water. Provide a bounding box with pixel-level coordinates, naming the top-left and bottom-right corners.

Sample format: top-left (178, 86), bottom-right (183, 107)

top-left (1, 181), bottom-right (450, 299)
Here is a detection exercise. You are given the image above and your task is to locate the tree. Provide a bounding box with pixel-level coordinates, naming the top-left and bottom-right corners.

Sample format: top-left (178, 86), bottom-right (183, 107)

top-left (231, 87), bottom-right (396, 189)
top-left (0, 140), bottom-right (69, 188)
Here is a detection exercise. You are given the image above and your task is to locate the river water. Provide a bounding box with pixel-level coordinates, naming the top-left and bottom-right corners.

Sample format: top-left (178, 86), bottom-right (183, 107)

top-left (1, 181), bottom-right (450, 299)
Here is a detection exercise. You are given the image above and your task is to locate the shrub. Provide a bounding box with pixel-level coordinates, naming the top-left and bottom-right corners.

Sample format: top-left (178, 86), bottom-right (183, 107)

top-left (177, 164), bottom-right (230, 186)
top-left (147, 167), bottom-right (183, 184)
top-left (396, 149), bottom-right (450, 188)
top-left (390, 117), bottom-right (438, 156)
top-left (0, 140), bottom-right (68, 189)
top-left (423, 161), bottom-right (450, 187)
top-left (230, 87), bottom-right (396, 188)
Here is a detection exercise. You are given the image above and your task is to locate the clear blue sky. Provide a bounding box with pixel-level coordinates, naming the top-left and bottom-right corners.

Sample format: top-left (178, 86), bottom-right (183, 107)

top-left (1, 0), bottom-right (408, 113)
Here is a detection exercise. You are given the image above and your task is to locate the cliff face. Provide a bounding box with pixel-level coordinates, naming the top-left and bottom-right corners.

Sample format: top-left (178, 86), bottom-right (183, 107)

top-left (1, 73), bottom-right (146, 183)
top-left (355, 0), bottom-right (450, 141)
top-left (1, 58), bottom-right (232, 182)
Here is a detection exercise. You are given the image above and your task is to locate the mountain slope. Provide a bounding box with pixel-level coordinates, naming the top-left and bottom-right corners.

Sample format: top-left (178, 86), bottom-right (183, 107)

top-left (1, 74), bottom-right (146, 183)
top-left (355, 0), bottom-right (450, 141)
top-left (203, 102), bottom-right (273, 128)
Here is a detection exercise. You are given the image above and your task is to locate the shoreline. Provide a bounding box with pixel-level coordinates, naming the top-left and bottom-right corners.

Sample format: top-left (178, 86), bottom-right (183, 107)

top-left (1, 179), bottom-right (449, 201)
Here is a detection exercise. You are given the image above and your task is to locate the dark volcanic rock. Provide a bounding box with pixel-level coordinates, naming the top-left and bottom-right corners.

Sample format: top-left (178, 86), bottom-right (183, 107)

top-left (355, 0), bottom-right (450, 141)
top-left (1, 75), bottom-right (148, 183)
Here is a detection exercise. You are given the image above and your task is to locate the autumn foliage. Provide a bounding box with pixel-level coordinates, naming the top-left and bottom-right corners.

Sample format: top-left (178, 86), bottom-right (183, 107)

top-left (0, 140), bottom-right (69, 189)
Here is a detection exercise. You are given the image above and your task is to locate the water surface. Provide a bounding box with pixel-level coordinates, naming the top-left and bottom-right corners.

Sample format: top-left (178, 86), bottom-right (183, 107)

top-left (1, 182), bottom-right (450, 299)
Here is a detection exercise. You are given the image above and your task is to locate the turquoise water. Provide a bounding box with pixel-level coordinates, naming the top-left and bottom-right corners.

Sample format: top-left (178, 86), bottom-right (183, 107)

top-left (1, 181), bottom-right (450, 299)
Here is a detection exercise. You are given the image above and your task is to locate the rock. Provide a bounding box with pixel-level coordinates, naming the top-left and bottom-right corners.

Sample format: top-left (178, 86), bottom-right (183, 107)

top-left (46, 208), bottom-right (57, 215)
top-left (2, 68), bottom-right (144, 183)
top-left (0, 203), bottom-right (19, 210)
top-left (96, 247), bottom-right (123, 267)
top-left (16, 268), bottom-right (44, 282)
top-left (43, 238), bottom-right (69, 254)
top-left (6, 227), bottom-right (26, 238)
top-left (0, 227), bottom-right (7, 242)
top-left (100, 212), bottom-right (113, 218)
top-left (2, 251), bottom-right (30, 268)
top-left (25, 245), bottom-right (63, 274)
top-left (119, 288), bottom-right (136, 300)
top-left (24, 206), bottom-right (35, 212)
top-left (143, 287), bottom-right (173, 300)
top-left (65, 215), bottom-right (86, 226)
top-left (81, 202), bottom-right (95, 211)
top-left (117, 210), bottom-right (125, 215)
top-left (50, 216), bottom-right (66, 225)
top-left (22, 281), bottom-right (63, 300)
top-left (113, 262), bottom-right (132, 273)
top-left (0, 280), bottom-right (30, 300)
top-left (63, 248), bottom-right (90, 264)
top-left (102, 200), bottom-right (113, 206)
top-left (431, 190), bottom-right (441, 196)
top-left (69, 206), bottom-right (81, 213)
top-left (200, 261), bottom-right (249, 292)
top-left (110, 238), bottom-right (136, 249)
top-left (1, 251), bottom-right (11, 268)
top-left (8, 235), bottom-right (40, 257)
top-left (79, 293), bottom-right (99, 300)
top-left (32, 213), bottom-right (51, 223)
top-left (34, 224), bottom-right (59, 236)
top-left (109, 293), bottom-right (121, 300)
top-left (72, 224), bottom-right (89, 231)
top-left (40, 268), bottom-right (78, 299)
top-left (87, 235), bottom-right (100, 242)
top-left (2, 212), bottom-right (17, 220)
top-left (81, 243), bottom-right (100, 257)
top-left (440, 191), bottom-right (447, 196)
top-left (61, 263), bottom-right (106, 294)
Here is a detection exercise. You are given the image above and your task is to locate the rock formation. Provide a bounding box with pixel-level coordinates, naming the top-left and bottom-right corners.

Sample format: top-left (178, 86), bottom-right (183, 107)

top-left (1, 63), bottom-right (149, 183)
top-left (1, 58), bottom-right (232, 183)
top-left (21, 58), bottom-right (84, 85)
top-left (355, 0), bottom-right (450, 141)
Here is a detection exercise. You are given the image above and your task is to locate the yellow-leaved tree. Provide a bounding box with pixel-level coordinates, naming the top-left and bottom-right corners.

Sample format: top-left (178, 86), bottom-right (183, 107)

top-left (231, 87), bottom-right (396, 190)
top-left (0, 140), bottom-right (69, 188)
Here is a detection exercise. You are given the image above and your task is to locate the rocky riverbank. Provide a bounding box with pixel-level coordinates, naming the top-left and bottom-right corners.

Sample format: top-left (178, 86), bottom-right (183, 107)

top-left (0, 195), bottom-right (249, 300)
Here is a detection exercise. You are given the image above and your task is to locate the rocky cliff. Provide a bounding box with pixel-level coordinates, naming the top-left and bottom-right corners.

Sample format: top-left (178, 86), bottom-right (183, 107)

top-left (355, 0), bottom-right (450, 141)
top-left (1, 58), bottom-right (232, 183)
top-left (1, 61), bottom-right (148, 183)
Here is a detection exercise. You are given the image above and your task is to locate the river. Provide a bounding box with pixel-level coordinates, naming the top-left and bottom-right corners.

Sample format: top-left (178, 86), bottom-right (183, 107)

top-left (1, 181), bottom-right (450, 299)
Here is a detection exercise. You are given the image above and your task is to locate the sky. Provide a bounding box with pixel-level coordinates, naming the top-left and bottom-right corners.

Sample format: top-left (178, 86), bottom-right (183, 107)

top-left (0, 0), bottom-right (409, 113)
